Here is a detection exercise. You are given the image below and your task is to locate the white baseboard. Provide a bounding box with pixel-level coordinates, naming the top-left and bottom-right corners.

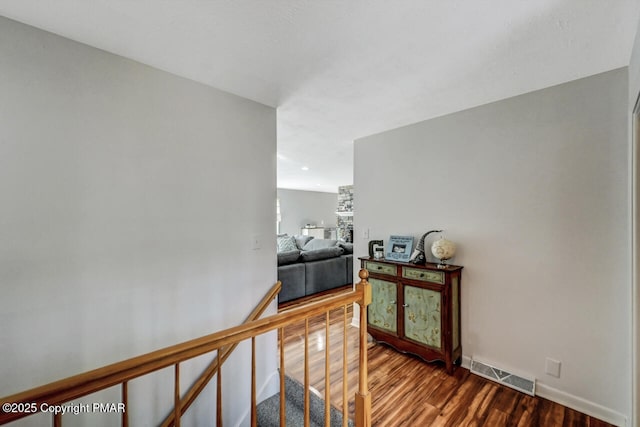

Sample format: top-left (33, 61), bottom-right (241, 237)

top-left (351, 315), bottom-right (359, 328)
top-left (461, 355), bottom-right (472, 369)
top-left (535, 383), bottom-right (628, 427)
top-left (461, 356), bottom-right (627, 427)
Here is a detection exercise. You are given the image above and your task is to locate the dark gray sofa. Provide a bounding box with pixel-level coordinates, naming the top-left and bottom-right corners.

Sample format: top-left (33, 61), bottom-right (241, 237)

top-left (277, 236), bottom-right (354, 304)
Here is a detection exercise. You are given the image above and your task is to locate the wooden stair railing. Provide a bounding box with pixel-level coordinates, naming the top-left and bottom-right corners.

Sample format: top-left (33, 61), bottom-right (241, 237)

top-left (160, 280), bottom-right (283, 427)
top-left (0, 270), bottom-right (372, 427)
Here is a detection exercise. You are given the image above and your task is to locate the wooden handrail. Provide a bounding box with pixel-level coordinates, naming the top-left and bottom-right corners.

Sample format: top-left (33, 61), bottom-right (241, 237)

top-left (160, 280), bottom-right (282, 427)
top-left (0, 274), bottom-right (371, 426)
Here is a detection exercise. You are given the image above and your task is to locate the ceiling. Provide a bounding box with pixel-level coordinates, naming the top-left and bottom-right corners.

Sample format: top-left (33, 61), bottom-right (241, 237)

top-left (1, 1), bottom-right (639, 193)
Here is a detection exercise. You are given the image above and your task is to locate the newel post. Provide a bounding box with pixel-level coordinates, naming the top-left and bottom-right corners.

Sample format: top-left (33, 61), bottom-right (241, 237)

top-left (355, 269), bottom-right (372, 427)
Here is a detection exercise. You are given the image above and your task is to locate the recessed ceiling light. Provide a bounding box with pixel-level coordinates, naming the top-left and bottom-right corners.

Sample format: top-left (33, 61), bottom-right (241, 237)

top-left (301, 166), bottom-right (309, 171)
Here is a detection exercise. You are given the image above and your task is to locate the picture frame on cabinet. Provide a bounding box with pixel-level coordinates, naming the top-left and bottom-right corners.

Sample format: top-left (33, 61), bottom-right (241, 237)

top-left (386, 235), bottom-right (414, 262)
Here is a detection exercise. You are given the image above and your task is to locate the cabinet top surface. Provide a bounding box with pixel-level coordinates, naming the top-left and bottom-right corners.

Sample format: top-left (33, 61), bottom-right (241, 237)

top-left (359, 256), bottom-right (463, 272)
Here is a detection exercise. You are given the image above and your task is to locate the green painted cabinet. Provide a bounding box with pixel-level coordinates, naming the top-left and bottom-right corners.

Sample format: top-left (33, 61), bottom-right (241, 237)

top-left (368, 278), bottom-right (398, 333)
top-left (404, 285), bottom-right (441, 348)
top-left (360, 257), bottom-right (463, 374)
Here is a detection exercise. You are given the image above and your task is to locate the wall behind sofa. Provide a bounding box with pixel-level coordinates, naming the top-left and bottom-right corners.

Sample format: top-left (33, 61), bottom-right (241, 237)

top-left (277, 188), bottom-right (337, 236)
top-left (354, 68), bottom-right (630, 425)
top-left (0, 16), bottom-right (277, 426)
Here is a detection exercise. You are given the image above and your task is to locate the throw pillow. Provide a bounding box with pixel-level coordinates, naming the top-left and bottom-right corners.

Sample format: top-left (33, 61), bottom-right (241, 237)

top-left (277, 235), bottom-right (297, 253)
top-left (338, 242), bottom-right (353, 254)
top-left (302, 238), bottom-right (338, 251)
top-left (294, 235), bottom-right (314, 250)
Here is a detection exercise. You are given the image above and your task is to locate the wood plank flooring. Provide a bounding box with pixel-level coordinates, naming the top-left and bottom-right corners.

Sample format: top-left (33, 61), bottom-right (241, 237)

top-left (279, 304), bottom-right (613, 427)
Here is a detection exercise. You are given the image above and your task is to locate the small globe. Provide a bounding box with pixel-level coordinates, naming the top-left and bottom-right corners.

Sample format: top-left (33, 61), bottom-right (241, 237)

top-left (431, 238), bottom-right (456, 261)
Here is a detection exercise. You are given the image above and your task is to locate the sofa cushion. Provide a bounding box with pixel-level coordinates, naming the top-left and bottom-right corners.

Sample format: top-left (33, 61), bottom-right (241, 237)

top-left (302, 238), bottom-right (338, 251)
top-left (305, 257), bottom-right (349, 295)
top-left (277, 235), bottom-right (297, 252)
top-left (294, 235), bottom-right (314, 250)
top-left (278, 263), bottom-right (306, 303)
top-left (300, 246), bottom-right (344, 262)
top-left (277, 250), bottom-right (301, 266)
top-left (338, 242), bottom-right (353, 254)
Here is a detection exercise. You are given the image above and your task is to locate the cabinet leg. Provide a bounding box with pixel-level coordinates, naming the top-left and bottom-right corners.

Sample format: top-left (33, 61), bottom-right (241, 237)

top-left (446, 359), bottom-right (454, 375)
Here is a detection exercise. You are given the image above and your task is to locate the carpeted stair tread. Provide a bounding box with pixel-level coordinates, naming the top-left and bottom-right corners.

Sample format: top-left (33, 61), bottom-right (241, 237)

top-left (256, 375), bottom-right (353, 427)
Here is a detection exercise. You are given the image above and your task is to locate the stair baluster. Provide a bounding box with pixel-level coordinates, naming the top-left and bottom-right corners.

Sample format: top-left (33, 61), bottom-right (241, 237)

top-left (174, 363), bottom-right (181, 427)
top-left (251, 337), bottom-right (257, 427)
top-left (324, 311), bottom-right (331, 427)
top-left (304, 318), bottom-right (310, 427)
top-left (342, 305), bottom-right (349, 427)
top-left (122, 381), bottom-right (129, 427)
top-left (279, 327), bottom-right (286, 427)
top-left (217, 354), bottom-right (222, 427)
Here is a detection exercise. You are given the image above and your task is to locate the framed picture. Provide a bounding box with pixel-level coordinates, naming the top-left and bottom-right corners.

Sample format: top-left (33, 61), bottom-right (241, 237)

top-left (386, 235), bottom-right (414, 262)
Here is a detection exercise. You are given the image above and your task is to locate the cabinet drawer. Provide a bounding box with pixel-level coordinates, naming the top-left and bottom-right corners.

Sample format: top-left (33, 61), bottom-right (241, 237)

top-left (402, 267), bottom-right (444, 284)
top-left (365, 261), bottom-right (397, 276)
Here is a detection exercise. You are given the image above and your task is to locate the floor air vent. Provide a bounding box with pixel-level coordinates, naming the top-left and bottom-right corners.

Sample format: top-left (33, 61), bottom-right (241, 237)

top-left (470, 358), bottom-right (535, 396)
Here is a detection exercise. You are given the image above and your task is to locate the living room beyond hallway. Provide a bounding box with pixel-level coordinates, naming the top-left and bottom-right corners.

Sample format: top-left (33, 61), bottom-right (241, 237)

top-left (277, 186), bottom-right (354, 243)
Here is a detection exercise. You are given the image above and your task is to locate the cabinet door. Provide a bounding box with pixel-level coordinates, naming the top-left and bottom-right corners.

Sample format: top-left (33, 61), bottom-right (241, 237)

top-left (403, 285), bottom-right (441, 349)
top-left (368, 278), bottom-right (397, 333)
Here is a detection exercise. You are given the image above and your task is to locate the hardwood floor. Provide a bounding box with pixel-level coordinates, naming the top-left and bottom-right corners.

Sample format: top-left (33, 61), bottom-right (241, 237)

top-left (279, 304), bottom-right (613, 427)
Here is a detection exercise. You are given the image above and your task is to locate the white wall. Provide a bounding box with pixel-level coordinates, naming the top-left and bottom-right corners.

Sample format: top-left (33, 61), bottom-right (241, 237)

top-left (628, 14), bottom-right (640, 427)
top-left (0, 17), bottom-right (277, 427)
top-left (355, 69), bottom-right (630, 425)
top-left (277, 188), bottom-right (337, 236)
